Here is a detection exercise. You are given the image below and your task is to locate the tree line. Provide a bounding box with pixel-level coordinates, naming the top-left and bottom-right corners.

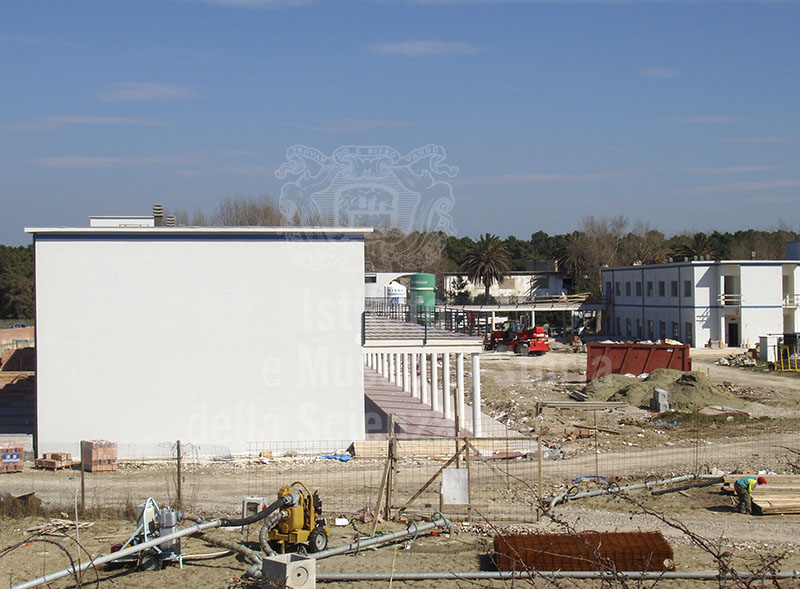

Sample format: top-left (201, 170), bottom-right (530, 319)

top-left (0, 196), bottom-right (796, 320)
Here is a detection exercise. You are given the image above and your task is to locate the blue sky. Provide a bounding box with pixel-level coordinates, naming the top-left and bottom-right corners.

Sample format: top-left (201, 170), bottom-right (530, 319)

top-left (2, 0), bottom-right (799, 245)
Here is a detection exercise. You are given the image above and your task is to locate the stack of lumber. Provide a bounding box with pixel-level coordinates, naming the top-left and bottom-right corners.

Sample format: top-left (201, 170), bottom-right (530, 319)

top-left (721, 474), bottom-right (800, 515)
top-left (0, 440), bottom-right (24, 473)
top-left (34, 452), bottom-right (73, 470)
top-left (81, 440), bottom-right (117, 472)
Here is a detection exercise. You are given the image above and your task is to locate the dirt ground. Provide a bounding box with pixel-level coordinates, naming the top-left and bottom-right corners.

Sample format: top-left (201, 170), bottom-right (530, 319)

top-left (2, 346), bottom-right (800, 587)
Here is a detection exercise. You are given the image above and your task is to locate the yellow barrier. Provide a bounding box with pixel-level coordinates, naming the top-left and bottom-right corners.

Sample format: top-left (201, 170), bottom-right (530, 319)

top-left (776, 345), bottom-right (800, 372)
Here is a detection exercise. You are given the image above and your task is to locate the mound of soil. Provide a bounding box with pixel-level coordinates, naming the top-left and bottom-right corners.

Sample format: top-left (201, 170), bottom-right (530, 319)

top-left (583, 369), bottom-right (741, 411)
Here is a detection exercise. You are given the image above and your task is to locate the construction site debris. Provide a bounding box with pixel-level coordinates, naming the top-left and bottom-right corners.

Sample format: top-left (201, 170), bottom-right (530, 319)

top-left (584, 369), bottom-right (740, 411)
top-left (715, 353), bottom-right (757, 367)
top-left (493, 531), bottom-right (674, 572)
top-left (24, 518), bottom-right (94, 536)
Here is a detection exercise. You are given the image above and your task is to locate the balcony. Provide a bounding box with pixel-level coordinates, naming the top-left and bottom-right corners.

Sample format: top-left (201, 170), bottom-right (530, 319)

top-left (784, 293), bottom-right (800, 308)
top-left (717, 294), bottom-right (742, 306)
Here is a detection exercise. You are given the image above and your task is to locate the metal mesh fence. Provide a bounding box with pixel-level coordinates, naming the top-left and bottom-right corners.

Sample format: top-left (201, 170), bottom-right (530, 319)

top-left (5, 429), bottom-right (797, 523)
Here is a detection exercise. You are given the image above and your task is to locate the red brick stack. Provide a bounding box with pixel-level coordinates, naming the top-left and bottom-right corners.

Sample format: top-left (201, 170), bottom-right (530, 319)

top-left (35, 452), bottom-right (73, 470)
top-left (0, 441), bottom-right (24, 473)
top-left (80, 440), bottom-right (118, 472)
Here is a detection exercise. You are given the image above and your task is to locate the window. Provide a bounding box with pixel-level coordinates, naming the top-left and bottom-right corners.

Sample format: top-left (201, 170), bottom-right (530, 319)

top-left (615, 282), bottom-right (621, 296)
top-left (684, 280), bottom-right (692, 298)
top-left (647, 320), bottom-right (654, 340)
top-left (605, 282), bottom-right (612, 298)
top-left (685, 322), bottom-right (693, 346)
top-left (625, 282), bottom-right (632, 296)
top-left (659, 320), bottom-right (666, 340)
top-left (647, 281), bottom-right (653, 297)
top-left (635, 281), bottom-right (642, 297)
top-left (636, 318), bottom-right (643, 339)
top-left (616, 317), bottom-right (621, 335)
top-left (626, 318), bottom-right (632, 337)
top-left (365, 275), bottom-right (377, 283)
top-left (671, 281), bottom-right (678, 297)
top-left (672, 321), bottom-right (680, 340)
top-left (658, 281), bottom-right (666, 297)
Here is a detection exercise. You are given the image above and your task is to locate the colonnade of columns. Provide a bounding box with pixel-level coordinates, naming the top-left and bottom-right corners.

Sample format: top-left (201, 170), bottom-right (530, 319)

top-left (364, 350), bottom-right (482, 436)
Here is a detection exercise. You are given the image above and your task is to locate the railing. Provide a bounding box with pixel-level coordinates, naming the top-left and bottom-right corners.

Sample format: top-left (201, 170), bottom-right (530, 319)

top-left (364, 299), bottom-right (492, 336)
top-left (717, 294), bottom-right (742, 305)
top-left (783, 294), bottom-right (800, 308)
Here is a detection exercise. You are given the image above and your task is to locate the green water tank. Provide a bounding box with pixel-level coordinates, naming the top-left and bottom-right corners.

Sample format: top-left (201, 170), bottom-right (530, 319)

top-left (409, 273), bottom-right (436, 325)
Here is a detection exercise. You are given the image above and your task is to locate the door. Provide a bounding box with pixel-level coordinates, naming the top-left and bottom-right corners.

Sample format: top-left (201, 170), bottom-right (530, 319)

top-left (727, 322), bottom-right (739, 347)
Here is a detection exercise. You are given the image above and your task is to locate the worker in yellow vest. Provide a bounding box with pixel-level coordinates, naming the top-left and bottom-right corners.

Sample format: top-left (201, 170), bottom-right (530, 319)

top-left (735, 476), bottom-right (766, 514)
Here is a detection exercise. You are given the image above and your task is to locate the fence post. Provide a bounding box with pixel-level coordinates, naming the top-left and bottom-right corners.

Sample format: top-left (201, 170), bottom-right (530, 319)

top-left (176, 440), bottom-right (182, 509)
top-left (80, 440), bottom-right (86, 515)
top-left (537, 434), bottom-right (543, 522)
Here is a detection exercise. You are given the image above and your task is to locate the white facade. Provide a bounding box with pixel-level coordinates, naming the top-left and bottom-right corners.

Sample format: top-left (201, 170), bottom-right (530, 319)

top-left (27, 226), bottom-right (370, 455)
top-left (602, 260), bottom-right (800, 348)
top-left (444, 271), bottom-right (566, 301)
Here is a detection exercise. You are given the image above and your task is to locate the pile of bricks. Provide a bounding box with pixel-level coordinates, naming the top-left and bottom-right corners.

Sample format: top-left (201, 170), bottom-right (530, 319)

top-left (81, 440), bottom-right (118, 472)
top-left (0, 441), bottom-right (24, 473)
top-left (494, 531), bottom-right (673, 572)
top-left (35, 452), bottom-right (73, 470)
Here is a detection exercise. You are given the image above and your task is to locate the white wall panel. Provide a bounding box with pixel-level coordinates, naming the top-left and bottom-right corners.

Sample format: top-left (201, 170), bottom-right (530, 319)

top-left (34, 234), bottom-right (365, 454)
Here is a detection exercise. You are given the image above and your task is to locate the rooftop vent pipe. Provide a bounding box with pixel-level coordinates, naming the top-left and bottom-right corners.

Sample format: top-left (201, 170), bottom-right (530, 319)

top-left (153, 204), bottom-right (165, 227)
top-left (166, 215), bottom-right (177, 227)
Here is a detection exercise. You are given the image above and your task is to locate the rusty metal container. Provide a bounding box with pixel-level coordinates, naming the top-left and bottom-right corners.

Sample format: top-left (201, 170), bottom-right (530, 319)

top-left (586, 342), bottom-right (691, 381)
top-left (494, 531), bottom-right (674, 572)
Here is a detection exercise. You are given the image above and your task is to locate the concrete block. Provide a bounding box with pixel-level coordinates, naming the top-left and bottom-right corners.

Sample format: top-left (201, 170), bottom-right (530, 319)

top-left (262, 553), bottom-right (315, 588)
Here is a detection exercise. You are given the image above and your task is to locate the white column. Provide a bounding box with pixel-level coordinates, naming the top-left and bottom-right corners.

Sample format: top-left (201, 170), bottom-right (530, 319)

top-left (431, 353), bottom-right (439, 412)
top-left (394, 353), bottom-right (402, 387)
top-left (471, 353), bottom-right (482, 436)
top-left (400, 353), bottom-right (408, 391)
top-left (411, 353), bottom-right (419, 399)
top-left (443, 352), bottom-right (452, 420)
top-left (420, 352), bottom-right (428, 405)
top-left (389, 353), bottom-right (395, 382)
top-left (456, 352), bottom-right (465, 429)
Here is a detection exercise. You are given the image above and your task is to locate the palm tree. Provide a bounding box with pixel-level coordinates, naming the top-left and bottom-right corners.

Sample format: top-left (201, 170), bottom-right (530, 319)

top-left (673, 232), bottom-right (717, 260)
top-left (462, 234), bottom-right (511, 302)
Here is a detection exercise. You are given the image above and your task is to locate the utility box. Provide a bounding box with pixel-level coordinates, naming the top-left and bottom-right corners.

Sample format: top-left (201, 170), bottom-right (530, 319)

top-left (262, 553), bottom-right (315, 588)
top-left (759, 336), bottom-right (778, 363)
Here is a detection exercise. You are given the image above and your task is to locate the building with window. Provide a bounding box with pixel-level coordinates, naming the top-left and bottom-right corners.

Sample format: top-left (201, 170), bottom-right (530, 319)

top-left (602, 249), bottom-right (800, 348)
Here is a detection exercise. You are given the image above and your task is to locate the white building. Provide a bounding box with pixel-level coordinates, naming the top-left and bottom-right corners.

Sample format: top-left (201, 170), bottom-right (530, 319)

top-left (26, 221), bottom-right (371, 455)
top-left (444, 270), bottom-right (566, 303)
top-left (602, 255), bottom-right (800, 349)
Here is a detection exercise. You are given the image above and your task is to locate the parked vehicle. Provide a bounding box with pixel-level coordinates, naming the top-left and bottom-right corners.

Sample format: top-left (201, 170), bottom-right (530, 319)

top-left (11, 323), bottom-right (28, 329)
top-left (487, 320), bottom-right (549, 356)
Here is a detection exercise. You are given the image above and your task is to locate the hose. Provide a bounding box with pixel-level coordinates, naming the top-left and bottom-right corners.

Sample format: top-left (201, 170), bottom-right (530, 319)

top-left (258, 510), bottom-right (285, 557)
top-left (245, 513), bottom-right (453, 580)
top-left (12, 519), bottom-right (222, 589)
top-left (219, 493), bottom-right (298, 527)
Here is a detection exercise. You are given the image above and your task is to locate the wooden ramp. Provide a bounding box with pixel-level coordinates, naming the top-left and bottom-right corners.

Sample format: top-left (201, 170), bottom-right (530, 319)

top-left (363, 368), bottom-right (507, 439)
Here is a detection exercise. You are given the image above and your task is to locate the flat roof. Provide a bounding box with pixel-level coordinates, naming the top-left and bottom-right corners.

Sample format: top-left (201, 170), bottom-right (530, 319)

top-left (602, 259), bottom-right (795, 271)
top-left (25, 226), bottom-right (373, 236)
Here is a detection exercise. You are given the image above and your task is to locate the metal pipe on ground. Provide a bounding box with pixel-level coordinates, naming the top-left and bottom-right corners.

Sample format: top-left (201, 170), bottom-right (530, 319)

top-left (12, 520), bottom-right (223, 589)
top-left (316, 570), bottom-right (800, 582)
top-left (245, 514), bottom-right (454, 579)
top-left (548, 475), bottom-right (695, 509)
